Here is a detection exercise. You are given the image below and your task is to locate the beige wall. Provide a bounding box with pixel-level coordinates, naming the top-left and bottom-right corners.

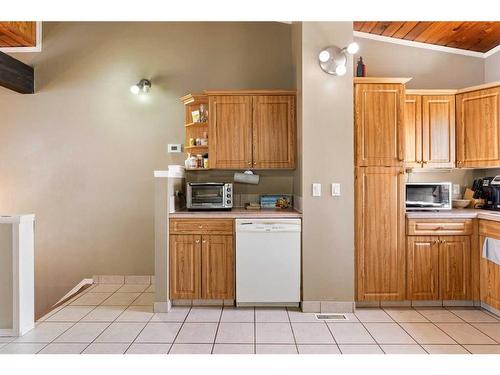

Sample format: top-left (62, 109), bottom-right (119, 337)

top-left (485, 51), bottom-right (500, 83)
top-left (0, 22), bottom-right (294, 317)
top-left (299, 22), bottom-right (355, 301)
top-left (353, 38), bottom-right (484, 89)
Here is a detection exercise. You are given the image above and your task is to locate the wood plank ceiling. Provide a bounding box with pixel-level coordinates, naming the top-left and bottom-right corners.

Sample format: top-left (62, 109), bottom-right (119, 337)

top-left (354, 21), bottom-right (500, 53)
top-left (0, 22), bottom-right (37, 47)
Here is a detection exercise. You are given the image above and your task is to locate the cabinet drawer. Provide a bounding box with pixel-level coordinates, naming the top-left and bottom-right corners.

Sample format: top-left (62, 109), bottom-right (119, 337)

top-left (479, 219), bottom-right (500, 239)
top-left (407, 219), bottom-right (473, 236)
top-left (170, 219), bottom-right (233, 234)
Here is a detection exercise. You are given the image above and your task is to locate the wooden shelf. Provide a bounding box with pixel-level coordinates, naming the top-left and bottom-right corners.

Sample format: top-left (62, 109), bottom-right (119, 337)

top-left (185, 145), bottom-right (208, 150)
top-left (185, 122), bottom-right (208, 128)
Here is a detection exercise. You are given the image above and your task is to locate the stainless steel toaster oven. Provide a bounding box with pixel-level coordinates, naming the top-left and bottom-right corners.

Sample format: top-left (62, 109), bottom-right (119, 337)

top-left (186, 182), bottom-right (233, 210)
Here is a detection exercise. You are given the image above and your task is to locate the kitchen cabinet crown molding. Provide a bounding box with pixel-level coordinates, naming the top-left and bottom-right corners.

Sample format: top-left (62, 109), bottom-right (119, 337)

top-left (354, 77), bottom-right (412, 84)
top-left (405, 89), bottom-right (458, 95)
top-left (456, 80), bottom-right (500, 94)
top-left (204, 89), bottom-right (296, 96)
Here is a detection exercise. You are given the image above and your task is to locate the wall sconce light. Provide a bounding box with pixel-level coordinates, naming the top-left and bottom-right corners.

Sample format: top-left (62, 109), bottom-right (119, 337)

top-left (318, 42), bottom-right (359, 76)
top-left (130, 79), bottom-right (152, 95)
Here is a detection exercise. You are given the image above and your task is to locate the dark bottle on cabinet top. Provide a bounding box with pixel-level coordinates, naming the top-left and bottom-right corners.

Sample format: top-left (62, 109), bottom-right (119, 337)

top-left (356, 57), bottom-right (366, 77)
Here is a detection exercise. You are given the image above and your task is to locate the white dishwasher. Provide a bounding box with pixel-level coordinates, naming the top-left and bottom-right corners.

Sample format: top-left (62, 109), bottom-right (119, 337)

top-left (235, 218), bottom-right (301, 306)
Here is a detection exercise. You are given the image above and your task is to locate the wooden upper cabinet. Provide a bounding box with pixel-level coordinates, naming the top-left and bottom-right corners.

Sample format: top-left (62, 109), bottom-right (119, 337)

top-left (356, 166), bottom-right (406, 301)
top-left (439, 236), bottom-right (471, 300)
top-left (201, 235), bottom-right (234, 299)
top-left (355, 83), bottom-right (405, 167)
top-left (422, 95), bottom-right (455, 168)
top-left (252, 95), bottom-right (295, 169)
top-left (207, 92), bottom-right (296, 169)
top-left (404, 93), bottom-right (455, 169)
top-left (169, 234), bottom-right (201, 299)
top-left (209, 95), bottom-right (253, 169)
top-left (404, 95), bottom-right (422, 168)
top-left (407, 236), bottom-right (440, 300)
top-left (456, 86), bottom-right (500, 168)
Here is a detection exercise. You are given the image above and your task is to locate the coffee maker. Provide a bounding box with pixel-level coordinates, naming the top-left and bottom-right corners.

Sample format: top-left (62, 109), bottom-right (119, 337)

top-left (473, 176), bottom-right (500, 211)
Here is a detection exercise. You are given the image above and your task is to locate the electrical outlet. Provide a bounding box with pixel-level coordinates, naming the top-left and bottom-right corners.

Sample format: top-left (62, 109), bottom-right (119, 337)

top-left (331, 183), bottom-right (341, 197)
top-left (312, 183), bottom-right (321, 197)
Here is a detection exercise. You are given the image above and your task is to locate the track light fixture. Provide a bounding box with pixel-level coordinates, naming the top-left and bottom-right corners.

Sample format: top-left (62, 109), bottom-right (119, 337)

top-left (130, 79), bottom-right (152, 95)
top-left (318, 42), bottom-right (359, 76)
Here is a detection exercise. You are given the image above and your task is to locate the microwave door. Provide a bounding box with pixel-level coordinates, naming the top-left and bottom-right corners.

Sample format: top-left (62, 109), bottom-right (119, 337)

top-left (191, 185), bottom-right (223, 206)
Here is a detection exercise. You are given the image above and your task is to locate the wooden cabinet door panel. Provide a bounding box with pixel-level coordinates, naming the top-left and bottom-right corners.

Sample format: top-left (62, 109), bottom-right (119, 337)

top-left (456, 87), bottom-right (500, 168)
top-left (480, 235), bottom-right (500, 310)
top-left (209, 95), bottom-right (253, 169)
top-left (170, 235), bottom-right (201, 299)
top-left (356, 167), bottom-right (406, 300)
top-left (252, 95), bottom-right (295, 169)
top-left (355, 84), bottom-right (405, 166)
top-left (407, 236), bottom-right (440, 300)
top-left (422, 95), bottom-right (455, 168)
top-left (201, 235), bottom-right (234, 299)
top-left (439, 236), bottom-right (471, 300)
top-left (404, 95), bottom-right (422, 168)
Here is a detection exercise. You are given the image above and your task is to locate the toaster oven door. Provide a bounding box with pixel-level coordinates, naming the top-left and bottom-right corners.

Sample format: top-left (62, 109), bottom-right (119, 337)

top-left (188, 184), bottom-right (225, 209)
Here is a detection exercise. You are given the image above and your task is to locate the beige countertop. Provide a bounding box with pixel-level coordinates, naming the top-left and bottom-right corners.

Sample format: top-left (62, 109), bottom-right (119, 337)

top-left (170, 208), bottom-right (302, 219)
top-left (406, 209), bottom-right (500, 222)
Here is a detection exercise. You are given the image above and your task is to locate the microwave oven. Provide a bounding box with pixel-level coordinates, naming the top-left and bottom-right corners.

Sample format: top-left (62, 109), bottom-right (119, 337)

top-left (186, 182), bottom-right (233, 210)
top-left (405, 182), bottom-right (452, 211)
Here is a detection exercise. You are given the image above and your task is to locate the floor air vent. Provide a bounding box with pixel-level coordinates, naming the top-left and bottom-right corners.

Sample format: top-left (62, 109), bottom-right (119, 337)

top-left (315, 313), bottom-right (348, 321)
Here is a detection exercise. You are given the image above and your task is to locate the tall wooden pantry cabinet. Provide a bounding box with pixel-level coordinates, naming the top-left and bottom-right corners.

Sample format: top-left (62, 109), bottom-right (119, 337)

top-left (354, 77), bottom-right (410, 301)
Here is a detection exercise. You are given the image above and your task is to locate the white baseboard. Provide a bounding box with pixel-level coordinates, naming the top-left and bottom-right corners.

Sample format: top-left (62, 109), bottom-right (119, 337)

top-left (54, 278), bottom-right (94, 306)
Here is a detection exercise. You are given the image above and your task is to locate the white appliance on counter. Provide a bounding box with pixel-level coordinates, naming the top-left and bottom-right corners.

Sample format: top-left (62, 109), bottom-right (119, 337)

top-left (235, 219), bottom-right (301, 306)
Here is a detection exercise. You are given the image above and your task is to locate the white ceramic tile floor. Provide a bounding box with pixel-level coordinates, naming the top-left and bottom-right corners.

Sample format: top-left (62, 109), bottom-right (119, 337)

top-left (3, 283), bottom-right (500, 354)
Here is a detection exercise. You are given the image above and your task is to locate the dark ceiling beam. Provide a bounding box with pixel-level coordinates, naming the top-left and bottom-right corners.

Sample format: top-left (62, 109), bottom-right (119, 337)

top-left (0, 51), bottom-right (34, 94)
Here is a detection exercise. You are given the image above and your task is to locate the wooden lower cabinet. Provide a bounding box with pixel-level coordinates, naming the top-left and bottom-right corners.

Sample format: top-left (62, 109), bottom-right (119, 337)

top-left (169, 234), bottom-right (201, 299)
top-left (169, 219), bottom-right (235, 300)
top-left (439, 236), bottom-right (471, 300)
top-left (479, 220), bottom-right (500, 310)
top-left (201, 235), bottom-right (234, 299)
top-left (407, 236), bottom-right (440, 300)
top-left (406, 235), bottom-right (471, 300)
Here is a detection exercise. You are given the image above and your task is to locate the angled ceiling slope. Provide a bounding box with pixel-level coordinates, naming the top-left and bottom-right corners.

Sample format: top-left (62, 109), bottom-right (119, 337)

top-left (354, 21), bottom-right (500, 54)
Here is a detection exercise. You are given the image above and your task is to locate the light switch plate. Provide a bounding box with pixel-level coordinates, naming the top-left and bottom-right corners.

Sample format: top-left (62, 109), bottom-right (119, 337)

top-left (312, 183), bottom-right (321, 197)
top-left (167, 144), bottom-right (182, 153)
top-left (331, 183), bottom-right (341, 197)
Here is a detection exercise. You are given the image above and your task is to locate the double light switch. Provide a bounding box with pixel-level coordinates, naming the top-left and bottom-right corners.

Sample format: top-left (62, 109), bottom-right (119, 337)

top-left (312, 183), bottom-right (341, 197)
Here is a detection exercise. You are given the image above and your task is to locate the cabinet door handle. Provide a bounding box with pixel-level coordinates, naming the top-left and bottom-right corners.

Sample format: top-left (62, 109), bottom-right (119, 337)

top-left (247, 161), bottom-right (252, 165)
top-left (202, 240), bottom-right (206, 243)
top-left (422, 161), bottom-right (428, 165)
top-left (253, 161), bottom-right (257, 165)
top-left (195, 240), bottom-right (200, 243)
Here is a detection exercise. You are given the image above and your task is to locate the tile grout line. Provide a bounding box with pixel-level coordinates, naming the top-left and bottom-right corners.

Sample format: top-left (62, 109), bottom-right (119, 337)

top-left (443, 307), bottom-right (500, 347)
top-left (124, 302), bottom-right (157, 354)
top-left (355, 310), bottom-right (397, 354)
top-left (253, 307), bottom-right (256, 354)
top-left (211, 307), bottom-right (224, 354)
top-left (168, 306), bottom-right (192, 354)
top-left (76, 287), bottom-right (146, 353)
top-left (286, 307), bottom-right (299, 354)
top-left (33, 289), bottom-right (113, 354)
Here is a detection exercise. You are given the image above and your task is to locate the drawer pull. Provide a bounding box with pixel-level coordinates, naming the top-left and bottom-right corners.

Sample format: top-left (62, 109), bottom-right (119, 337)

top-left (198, 225), bottom-right (203, 229)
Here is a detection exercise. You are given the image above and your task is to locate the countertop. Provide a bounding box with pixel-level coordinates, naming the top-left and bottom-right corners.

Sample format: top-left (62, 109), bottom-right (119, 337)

top-left (406, 209), bottom-right (500, 222)
top-left (170, 208), bottom-right (302, 219)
